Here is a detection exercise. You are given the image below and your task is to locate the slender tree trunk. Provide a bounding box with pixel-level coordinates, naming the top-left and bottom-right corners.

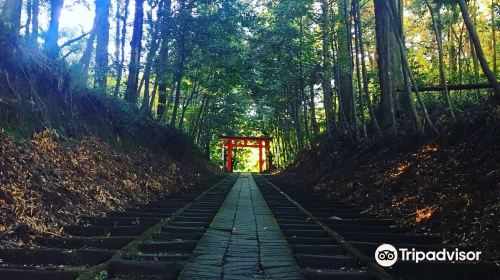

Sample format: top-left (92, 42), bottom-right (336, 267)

top-left (290, 87), bottom-right (304, 151)
top-left (44, 0), bottom-right (64, 58)
top-left (113, 0), bottom-right (122, 96)
top-left (492, 0), bottom-right (497, 74)
top-left (94, 0), bottom-right (111, 94)
top-left (471, 1), bottom-right (480, 99)
top-left (322, 0), bottom-right (335, 137)
top-left (114, 0), bottom-right (130, 98)
top-left (192, 94), bottom-right (207, 137)
top-left (141, 1), bottom-right (164, 112)
top-left (385, 0), bottom-right (437, 135)
top-left (179, 82), bottom-right (198, 130)
top-left (374, 0), bottom-right (397, 135)
top-left (299, 16), bottom-right (309, 145)
top-left (79, 14), bottom-right (98, 87)
top-left (170, 71), bottom-right (184, 126)
top-left (29, 0), bottom-right (39, 45)
top-left (26, 0), bottom-right (32, 38)
top-left (125, 0), bottom-right (145, 104)
top-left (354, 0), bottom-right (382, 138)
top-left (353, 1), bottom-right (367, 139)
top-left (149, 80), bottom-right (159, 110)
top-left (457, 0), bottom-right (500, 101)
top-left (309, 80), bottom-right (319, 137)
top-left (424, 0), bottom-right (455, 119)
top-left (337, 0), bottom-right (355, 135)
top-left (170, 0), bottom-right (193, 126)
top-left (155, 0), bottom-right (172, 119)
top-left (1, 0), bottom-right (23, 36)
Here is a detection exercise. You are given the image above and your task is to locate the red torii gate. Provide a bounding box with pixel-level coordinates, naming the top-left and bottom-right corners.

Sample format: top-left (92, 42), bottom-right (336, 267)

top-left (219, 136), bottom-right (272, 173)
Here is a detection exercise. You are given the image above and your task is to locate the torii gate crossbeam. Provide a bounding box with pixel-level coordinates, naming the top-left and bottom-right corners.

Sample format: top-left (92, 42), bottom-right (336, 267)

top-left (219, 136), bottom-right (272, 173)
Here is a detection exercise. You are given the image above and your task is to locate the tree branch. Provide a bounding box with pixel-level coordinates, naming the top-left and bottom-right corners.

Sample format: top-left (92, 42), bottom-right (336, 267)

top-left (59, 32), bottom-right (91, 49)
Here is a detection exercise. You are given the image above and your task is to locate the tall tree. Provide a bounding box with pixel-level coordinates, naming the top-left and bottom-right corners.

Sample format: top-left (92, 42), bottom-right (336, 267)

top-left (94, 0), bottom-right (111, 94)
top-left (374, 0), bottom-right (397, 135)
top-left (30, 0), bottom-right (40, 45)
top-left (125, 0), bottom-right (145, 103)
top-left (322, 0), bottom-right (336, 137)
top-left (492, 0), bottom-right (497, 74)
top-left (170, 0), bottom-right (194, 126)
top-left (424, 0), bottom-right (455, 119)
top-left (155, 0), bottom-right (172, 120)
top-left (336, 0), bottom-right (355, 135)
top-left (1, 0), bottom-right (23, 36)
top-left (353, 0), bottom-right (381, 138)
top-left (113, 0), bottom-right (130, 98)
top-left (44, 0), bottom-right (65, 58)
top-left (457, 0), bottom-right (500, 102)
top-left (140, 0), bottom-right (164, 112)
top-left (79, 10), bottom-right (98, 86)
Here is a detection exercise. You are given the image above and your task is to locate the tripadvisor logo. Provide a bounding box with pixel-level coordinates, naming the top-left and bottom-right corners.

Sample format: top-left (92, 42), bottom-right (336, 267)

top-left (375, 244), bottom-right (398, 267)
top-left (374, 244), bottom-right (482, 267)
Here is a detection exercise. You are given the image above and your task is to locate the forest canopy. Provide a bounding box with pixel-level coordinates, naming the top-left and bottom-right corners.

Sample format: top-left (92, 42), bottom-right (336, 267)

top-left (0, 0), bottom-right (498, 169)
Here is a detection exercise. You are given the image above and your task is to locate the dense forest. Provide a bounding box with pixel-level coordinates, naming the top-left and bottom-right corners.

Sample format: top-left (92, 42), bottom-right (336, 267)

top-left (0, 0), bottom-right (498, 167)
top-left (0, 0), bottom-right (500, 276)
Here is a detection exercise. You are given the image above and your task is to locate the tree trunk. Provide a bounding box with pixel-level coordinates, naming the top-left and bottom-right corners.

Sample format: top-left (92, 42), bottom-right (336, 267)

top-left (113, 0), bottom-right (122, 96)
top-left (309, 80), bottom-right (319, 137)
top-left (94, 0), bottom-right (111, 94)
top-left (337, 0), bottom-right (355, 134)
top-left (170, 0), bottom-right (193, 127)
top-left (79, 14), bottom-right (98, 87)
top-left (44, 0), bottom-right (64, 58)
top-left (155, 0), bottom-right (172, 119)
top-left (149, 80), bottom-right (159, 110)
top-left (141, 1), bottom-right (164, 112)
top-left (29, 0), bottom-right (40, 45)
top-left (354, 0), bottom-right (381, 138)
top-left (424, 0), bottom-right (455, 119)
top-left (492, 0), bottom-right (497, 74)
top-left (374, 0), bottom-right (397, 135)
top-left (179, 82), bottom-right (198, 130)
top-left (385, 0), bottom-right (437, 135)
top-left (290, 87), bottom-right (304, 151)
top-left (114, 0), bottom-right (130, 98)
top-left (26, 0), bottom-right (32, 38)
top-left (352, 0), bottom-right (366, 139)
top-left (1, 0), bottom-right (23, 36)
top-left (170, 71), bottom-right (184, 126)
top-left (125, 0), bottom-right (145, 104)
top-left (321, 0), bottom-right (335, 137)
top-left (192, 94), bottom-right (207, 137)
top-left (299, 15), bottom-right (309, 145)
top-left (457, 0), bottom-right (500, 101)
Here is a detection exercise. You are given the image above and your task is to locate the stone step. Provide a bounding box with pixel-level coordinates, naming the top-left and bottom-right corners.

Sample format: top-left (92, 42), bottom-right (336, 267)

top-left (303, 269), bottom-right (376, 280)
top-left (282, 229), bottom-right (330, 238)
top-left (295, 254), bottom-right (359, 269)
top-left (139, 240), bottom-right (198, 253)
top-left (0, 248), bottom-right (113, 266)
top-left (107, 260), bottom-right (183, 279)
top-left (0, 267), bottom-right (80, 280)
top-left (287, 237), bottom-right (338, 245)
top-left (64, 225), bottom-right (148, 237)
top-left (291, 245), bottom-right (343, 255)
top-left (34, 236), bottom-right (134, 249)
top-left (81, 216), bottom-right (161, 227)
top-left (162, 225), bottom-right (206, 233)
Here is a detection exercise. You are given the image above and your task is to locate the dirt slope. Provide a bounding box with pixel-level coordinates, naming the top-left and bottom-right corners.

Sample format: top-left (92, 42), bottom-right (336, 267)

top-left (0, 129), bottom-right (211, 247)
top-left (275, 105), bottom-right (500, 261)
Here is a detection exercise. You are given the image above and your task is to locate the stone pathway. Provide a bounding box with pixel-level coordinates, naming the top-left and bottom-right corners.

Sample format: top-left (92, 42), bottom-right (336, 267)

top-left (179, 173), bottom-right (302, 280)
